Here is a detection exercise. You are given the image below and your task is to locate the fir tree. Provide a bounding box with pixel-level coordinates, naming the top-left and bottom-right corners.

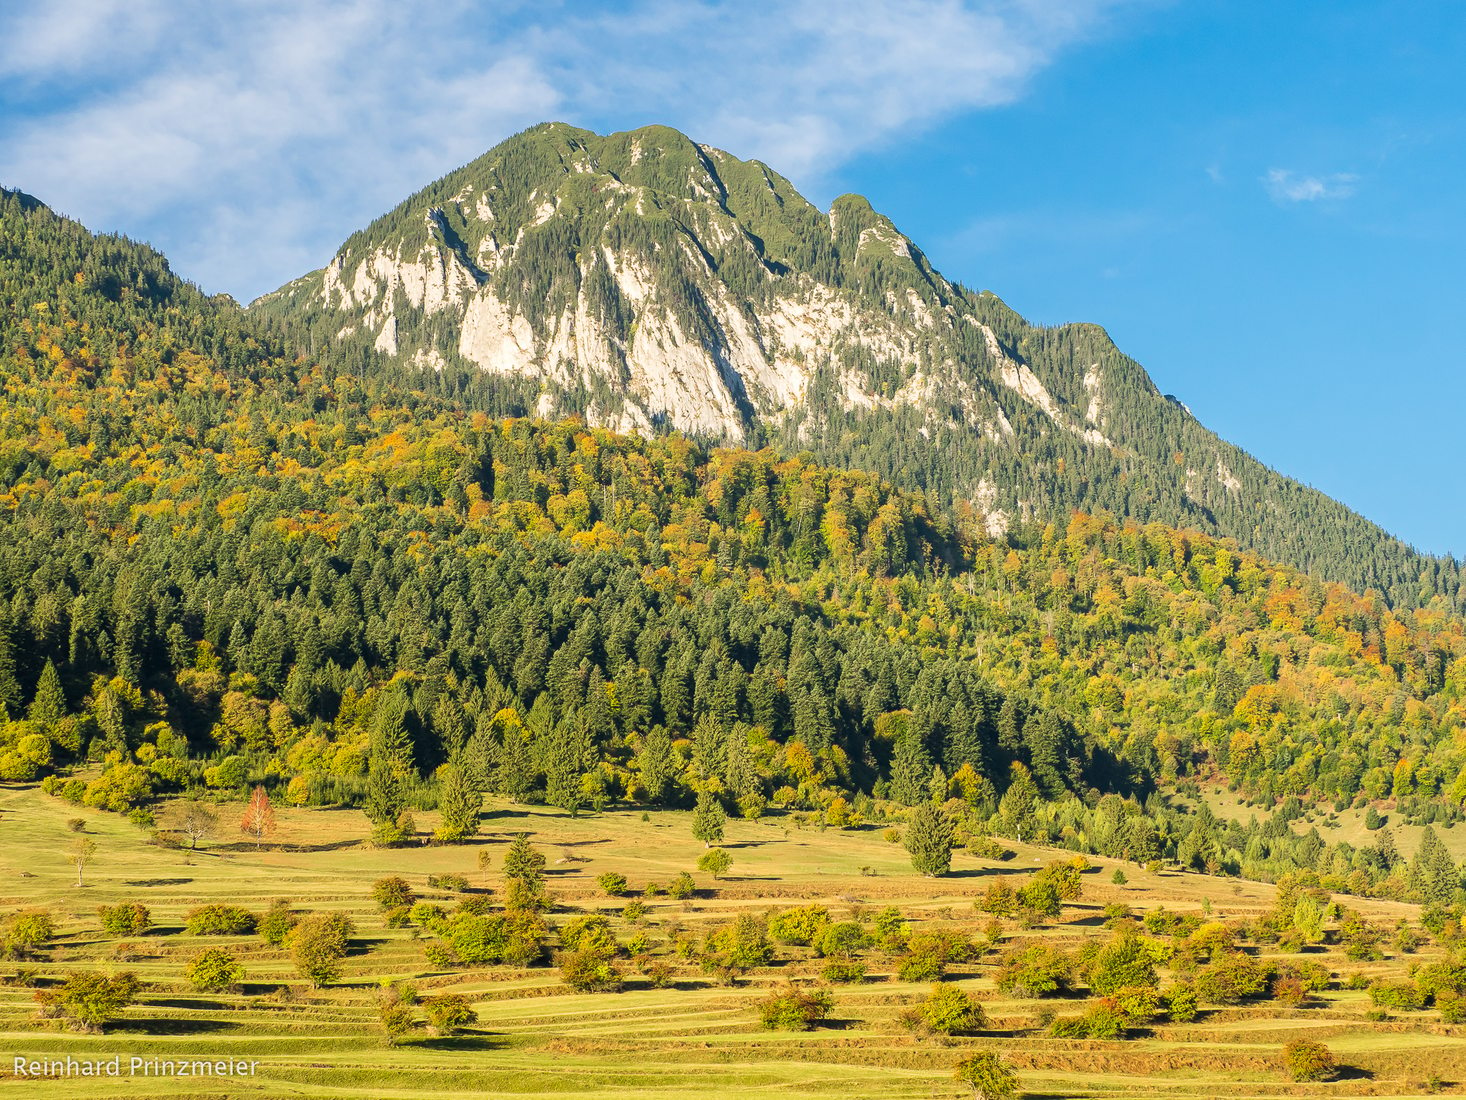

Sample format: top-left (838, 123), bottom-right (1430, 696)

top-left (1409, 827), bottom-right (1458, 905)
top-left (27, 659), bottom-right (67, 727)
top-left (692, 790), bottom-right (726, 847)
top-left (889, 727), bottom-right (934, 806)
top-left (435, 761), bottom-right (482, 842)
top-left (904, 803), bottom-right (953, 877)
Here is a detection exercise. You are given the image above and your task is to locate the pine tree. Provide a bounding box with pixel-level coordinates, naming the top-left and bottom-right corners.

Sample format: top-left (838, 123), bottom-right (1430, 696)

top-left (1409, 827), bottom-right (1458, 905)
top-left (27, 659), bottom-right (67, 727)
top-left (435, 761), bottom-right (482, 842)
top-left (889, 727), bottom-right (934, 806)
top-left (997, 763), bottom-right (1039, 842)
top-left (692, 790), bottom-right (726, 847)
top-left (904, 803), bottom-right (953, 876)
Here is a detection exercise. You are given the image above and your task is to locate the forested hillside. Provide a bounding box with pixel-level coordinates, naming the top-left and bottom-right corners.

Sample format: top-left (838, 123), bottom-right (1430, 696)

top-left (253, 123), bottom-right (1464, 611)
top-left (4, 188), bottom-right (1466, 900)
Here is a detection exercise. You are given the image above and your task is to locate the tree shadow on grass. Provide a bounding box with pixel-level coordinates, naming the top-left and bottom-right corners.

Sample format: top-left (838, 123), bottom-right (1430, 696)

top-left (123, 878), bottom-right (193, 887)
top-left (114, 1017), bottom-right (235, 1035)
top-left (1335, 1065), bottom-right (1375, 1082)
top-left (411, 1032), bottom-right (508, 1052)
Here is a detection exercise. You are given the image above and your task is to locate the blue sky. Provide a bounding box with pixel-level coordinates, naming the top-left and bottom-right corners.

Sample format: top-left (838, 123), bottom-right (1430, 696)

top-left (1, 0), bottom-right (1461, 557)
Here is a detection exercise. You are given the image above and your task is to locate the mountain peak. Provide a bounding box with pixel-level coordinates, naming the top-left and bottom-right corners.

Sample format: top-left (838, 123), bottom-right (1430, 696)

top-left (251, 124), bottom-right (1454, 607)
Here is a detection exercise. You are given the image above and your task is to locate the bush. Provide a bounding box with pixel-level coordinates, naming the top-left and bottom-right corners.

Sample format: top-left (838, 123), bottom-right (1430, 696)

top-left (666, 871), bottom-right (696, 900)
top-left (1111, 985), bottom-right (1164, 1024)
top-left (702, 914), bottom-right (771, 984)
top-left (758, 984), bottom-right (834, 1030)
top-left (98, 903), bottom-right (151, 937)
top-left (34, 971), bottom-right (139, 1032)
top-left (911, 983), bottom-right (985, 1035)
top-left (1050, 1000), bottom-right (1127, 1039)
top-left (2, 909), bottom-right (56, 958)
top-left (1194, 952), bottom-right (1269, 1004)
top-left (424, 993), bottom-right (477, 1034)
top-left (560, 949), bottom-right (623, 992)
top-left (184, 904), bottom-right (255, 936)
top-left (427, 873), bottom-right (469, 893)
top-left (449, 911), bottom-right (547, 965)
top-left (372, 877), bottom-right (417, 911)
top-left (1111, 869), bottom-right (1128, 885)
top-left (1087, 932), bottom-right (1156, 995)
top-left (995, 943), bottom-right (1073, 998)
top-left (954, 1052), bottom-right (1017, 1100)
top-left (560, 914), bottom-right (617, 955)
top-left (288, 913), bottom-right (355, 987)
top-left (597, 872), bottom-right (631, 896)
top-left (188, 948), bottom-right (244, 992)
top-left (769, 905), bottom-right (832, 946)
top-left (1369, 980), bottom-right (1424, 1011)
top-left (622, 899), bottom-right (646, 922)
top-left (820, 960), bottom-right (866, 983)
top-left (258, 901), bottom-right (298, 946)
top-left (1282, 1039), bottom-right (1337, 1082)
top-left (1166, 982), bottom-right (1198, 1022)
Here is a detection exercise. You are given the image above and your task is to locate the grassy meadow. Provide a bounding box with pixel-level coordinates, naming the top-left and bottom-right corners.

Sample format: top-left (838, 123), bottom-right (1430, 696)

top-left (0, 782), bottom-right (1462, 1100)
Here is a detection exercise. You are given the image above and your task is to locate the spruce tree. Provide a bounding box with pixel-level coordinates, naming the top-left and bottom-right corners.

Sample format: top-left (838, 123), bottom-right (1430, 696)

top-left (889, 728), bottom-right (934, 806)
top-left (435, 761), bottom-right (482, 842)
top-left (904, 803), bottom-right (953, 876)
top-left (692, 790), bottom-right (726, 847)
top-left (27, 659), bottom-right (67, 727)
top-left (1410, 827), bottom-right (1458, 905)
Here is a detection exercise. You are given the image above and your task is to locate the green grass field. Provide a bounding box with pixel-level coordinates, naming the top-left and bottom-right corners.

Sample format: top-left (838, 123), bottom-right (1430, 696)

top-left (1, 783), bottom-right (1461, 1100)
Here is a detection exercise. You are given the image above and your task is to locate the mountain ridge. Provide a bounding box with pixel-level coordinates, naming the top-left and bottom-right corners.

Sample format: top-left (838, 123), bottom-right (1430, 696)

top-left (248, 123), bottom-right (1461, 611)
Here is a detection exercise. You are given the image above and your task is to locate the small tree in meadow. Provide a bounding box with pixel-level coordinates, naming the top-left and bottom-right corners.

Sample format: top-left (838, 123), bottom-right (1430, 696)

top-left (69, 836), bottom-right (97, 887)
top-left (691, 791), bottom-right (726, 847)
top-left (35, 971), bottom-right (139, 1033)
top-left (954, 1051), bottom-right (1018, 1100)
top-left (904, 803), bottom-right (953, 876)
top-left (1282, 1039), bottom-right (1337, 1082)
top-left (240, 785), bottom-right (276, 848)
top-left (757, 983), bottom-right (834, 1030)
top-left (697, 848), bottom-right (732, 880)
top-left (188, 948), bottom-right (245, 992)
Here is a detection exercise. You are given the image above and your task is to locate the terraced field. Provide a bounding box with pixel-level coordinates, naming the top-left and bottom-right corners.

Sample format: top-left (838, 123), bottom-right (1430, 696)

top-left (0, 784), bottom-right (1461, 1099)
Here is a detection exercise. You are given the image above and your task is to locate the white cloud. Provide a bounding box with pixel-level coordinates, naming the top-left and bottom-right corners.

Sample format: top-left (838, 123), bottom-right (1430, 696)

top-left (0, 0), bottom-right (1135, 300)
top-left (1264, 168), bottom-right (1359, 203)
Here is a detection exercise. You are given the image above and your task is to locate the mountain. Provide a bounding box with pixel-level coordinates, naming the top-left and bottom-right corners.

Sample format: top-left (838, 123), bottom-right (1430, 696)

top-left (254, 122), bottom-right (1461, 612)
top-left (4, 184), bottom-right (1466, 893)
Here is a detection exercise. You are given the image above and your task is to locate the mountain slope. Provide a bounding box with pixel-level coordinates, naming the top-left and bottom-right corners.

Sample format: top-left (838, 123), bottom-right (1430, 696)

top-left (253, 123), bottom-right (1461, 611)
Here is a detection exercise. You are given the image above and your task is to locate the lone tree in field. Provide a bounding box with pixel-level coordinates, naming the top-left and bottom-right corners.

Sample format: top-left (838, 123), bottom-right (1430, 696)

top-left (166, 800), bottom-right (218, 849)
top-left (69, 836), bottom-right (97, 887)
top-left (434, 760), bottom-right (482, 842)
top-left (240, 785), bottom-right (276, 849)
top-left (954, 1052), bottom-right (1018, 1100)
top-left (697, 847), bottom-right (733, 879)
top-left (904, 803), bottom-right (953, 876)
top-left (187, 948), bottom-right (245, 993)
top-left (35, 971), bottom-right (139, 1033)
top-left (1283, 1039), bottom-right (1337, 1082)
top-left (502, 834), bottom-right (549, 911)
top-left (692, 790), bottom-right (726, 847)
top-left (288, 913), bottom-right (354, 987)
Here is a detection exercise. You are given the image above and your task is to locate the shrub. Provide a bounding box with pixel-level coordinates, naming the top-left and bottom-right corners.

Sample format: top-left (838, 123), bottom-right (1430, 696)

top-left (769, 905), bottom-right (831, 946)
top-left (188, 948), bottom-right (244, 992)
top-left (597, 872), bottom-right (630, 897)
top-left (1087, 932), bottom-right (1156, 995)
top-left (977, 880), bottom-right (1018, 917)
top-left (185, 904), bottom-right (255, 936)
top-left (449, 911), bottom-right (546, 966)
top-left (666, 871), bottom-right (696, 900)
top-left (702, 914), bottom-right (771, 984)
top-left (758, 984), bottom-right (834, 1030)
top-left (1282, 1039), bottom-right (1337, 1082)
top-left (372, 877), bottom-right (417, 911)
top-left (560, 915), bottom-right (617, 955)
top-left (817, 921), bottom-right (868, 960)
top-left (2, 909), bottom-right (56, 959)
top-left (911, 983), bottom-right (985, 1035)
top-left (622, 899), bottom-right (646, 922)
top-left (1438, 991), bottom-right (1466, 1023)
top-left (287, 913), bottom-right (354, 987)
top-left (1050, 1000), bottom-right (1127, 1039)
top-left (1165, 982), bottom-right (1198, 1022)
top-left (1111, 869), bottom-right (1128, 885)
top-left (258, 901), bottom-right (298, 946)
top-left (34, 971), bottom-right (139, 1032)
top-left (560, 946), bottom-right (624, 991)
top-left (1369, 980), bottom-right (1424, 1011)
top-left (1194, 952), bottom-right (1269, 1004)
top-left (995, 943), bottom-right (1073, 998)
top-left (821, 960), bottom-right (866, 983)
top-left (1111, 985), bottom-right (1165, 1024)
top-left (954, 1051), bottom-right (1017, 1099)
top-left (424, 993), bottom-right (477, 1034)
top-left (378, 984), bottom-right (420, 1045)
top-left (98, 903), bottom-right (151, 937)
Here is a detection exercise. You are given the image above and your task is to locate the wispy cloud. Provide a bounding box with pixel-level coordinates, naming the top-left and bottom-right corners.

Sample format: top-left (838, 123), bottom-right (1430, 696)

top-left (1263, 168), bottom-right (1359, 203)
top-left (0, 0), bottom-right (1136, 300)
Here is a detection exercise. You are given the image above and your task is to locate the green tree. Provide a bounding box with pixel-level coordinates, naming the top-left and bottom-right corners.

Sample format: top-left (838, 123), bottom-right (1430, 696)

top-left (435, 760), bottom-right (482, 842)
top-left (288, 913), bottom-right (354, 987)
top-left (757, 983), bottom-right (834, 1030)
top-left (691, 790), bottom-right (726, 847)
top-left (1409, 827), bottom-right (1458, 905)
top-left (27, 659), bottom-right (67, 727)
top-left (187, 948), bottom-right (244, 992)
top-left (904, 803), bottom-right (953, 876)
top-left (1282, 1039), bottom-right (1337, 1082)
top-left (36, 971), bottom-right (139, 1032)
top-left (954, 1051), bottom-right (1018, 1100)
top-left (697, 847), bottom-right (733, 879)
